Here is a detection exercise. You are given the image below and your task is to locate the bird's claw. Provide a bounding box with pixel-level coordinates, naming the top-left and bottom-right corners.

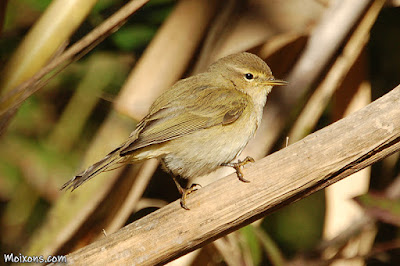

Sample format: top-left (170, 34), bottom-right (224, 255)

top-left (180, 183), bottom-right (201, 210)
top-left (222, 156), bottom-right (255, 182)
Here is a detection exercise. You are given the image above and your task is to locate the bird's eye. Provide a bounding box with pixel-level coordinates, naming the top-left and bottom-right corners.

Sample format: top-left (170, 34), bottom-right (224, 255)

top-left (244, 73), bottom-right (254, 80)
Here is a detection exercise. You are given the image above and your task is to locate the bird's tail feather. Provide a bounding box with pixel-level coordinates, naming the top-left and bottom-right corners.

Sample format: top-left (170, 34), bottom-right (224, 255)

top-left (61, 147), bottom-right (125, 191)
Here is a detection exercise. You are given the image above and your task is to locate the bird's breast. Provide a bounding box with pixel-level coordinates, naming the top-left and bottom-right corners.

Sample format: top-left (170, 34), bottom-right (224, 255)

top-left (161, 107), bottom-right (259, 179)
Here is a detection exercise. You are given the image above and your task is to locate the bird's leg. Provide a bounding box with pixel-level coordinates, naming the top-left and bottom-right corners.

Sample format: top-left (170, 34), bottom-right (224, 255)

top-left (161, 159), bottom-right (200, 210)
top-left (222, 156), bottom-right (255, 182)
top-left (171, 175), bottom-right (201, 210)
top-left (170, 173), bottom-right (185, 195)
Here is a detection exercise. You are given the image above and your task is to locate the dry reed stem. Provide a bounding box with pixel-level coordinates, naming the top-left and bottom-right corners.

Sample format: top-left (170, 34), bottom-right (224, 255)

top-left (100, 159), bottom-right (159, 236)
top-left (288, 0), bottom-right (384, 142)
top-left (256, 0), bottom-right (373, 154)
top-left (60, 84), bottom-right (400, 265)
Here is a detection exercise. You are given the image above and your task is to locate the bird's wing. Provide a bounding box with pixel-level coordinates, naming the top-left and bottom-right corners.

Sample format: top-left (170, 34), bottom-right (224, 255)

top-left (120, 87), bottom-right (249, 155)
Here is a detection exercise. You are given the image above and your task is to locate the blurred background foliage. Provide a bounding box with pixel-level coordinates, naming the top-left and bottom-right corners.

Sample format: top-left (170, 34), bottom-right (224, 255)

top-left (0, 0), bottom-right (400, 265)
top-left (0, 0), bottom-right (174, 257)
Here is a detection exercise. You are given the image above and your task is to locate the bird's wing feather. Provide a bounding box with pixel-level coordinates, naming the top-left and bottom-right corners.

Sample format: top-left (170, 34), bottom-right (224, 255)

top-left (120, 87), bottom-right (249, 155)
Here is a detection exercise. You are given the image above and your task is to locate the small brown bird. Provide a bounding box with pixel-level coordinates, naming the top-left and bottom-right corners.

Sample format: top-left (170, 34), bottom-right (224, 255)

top-left (62, 52), bottom-right (287, 209)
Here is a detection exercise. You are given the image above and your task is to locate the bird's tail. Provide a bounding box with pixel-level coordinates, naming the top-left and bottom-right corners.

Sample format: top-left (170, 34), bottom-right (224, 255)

top-left (61, 146), bottom-right (126, 191)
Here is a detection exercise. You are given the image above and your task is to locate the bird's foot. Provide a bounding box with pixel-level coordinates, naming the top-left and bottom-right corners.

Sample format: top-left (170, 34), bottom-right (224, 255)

top-left (180, 183), bottom-right (202, 210)
top-left (222, 156), bottom-right (255, 182)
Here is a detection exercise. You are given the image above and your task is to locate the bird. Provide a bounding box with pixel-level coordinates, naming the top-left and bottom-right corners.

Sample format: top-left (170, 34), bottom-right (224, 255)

top-left (61, 52), bottom-right (287, 209)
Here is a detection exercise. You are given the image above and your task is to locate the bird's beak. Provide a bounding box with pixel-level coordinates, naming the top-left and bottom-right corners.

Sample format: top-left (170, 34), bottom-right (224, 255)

top-left (265, 79), bottom-right (288, 86)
